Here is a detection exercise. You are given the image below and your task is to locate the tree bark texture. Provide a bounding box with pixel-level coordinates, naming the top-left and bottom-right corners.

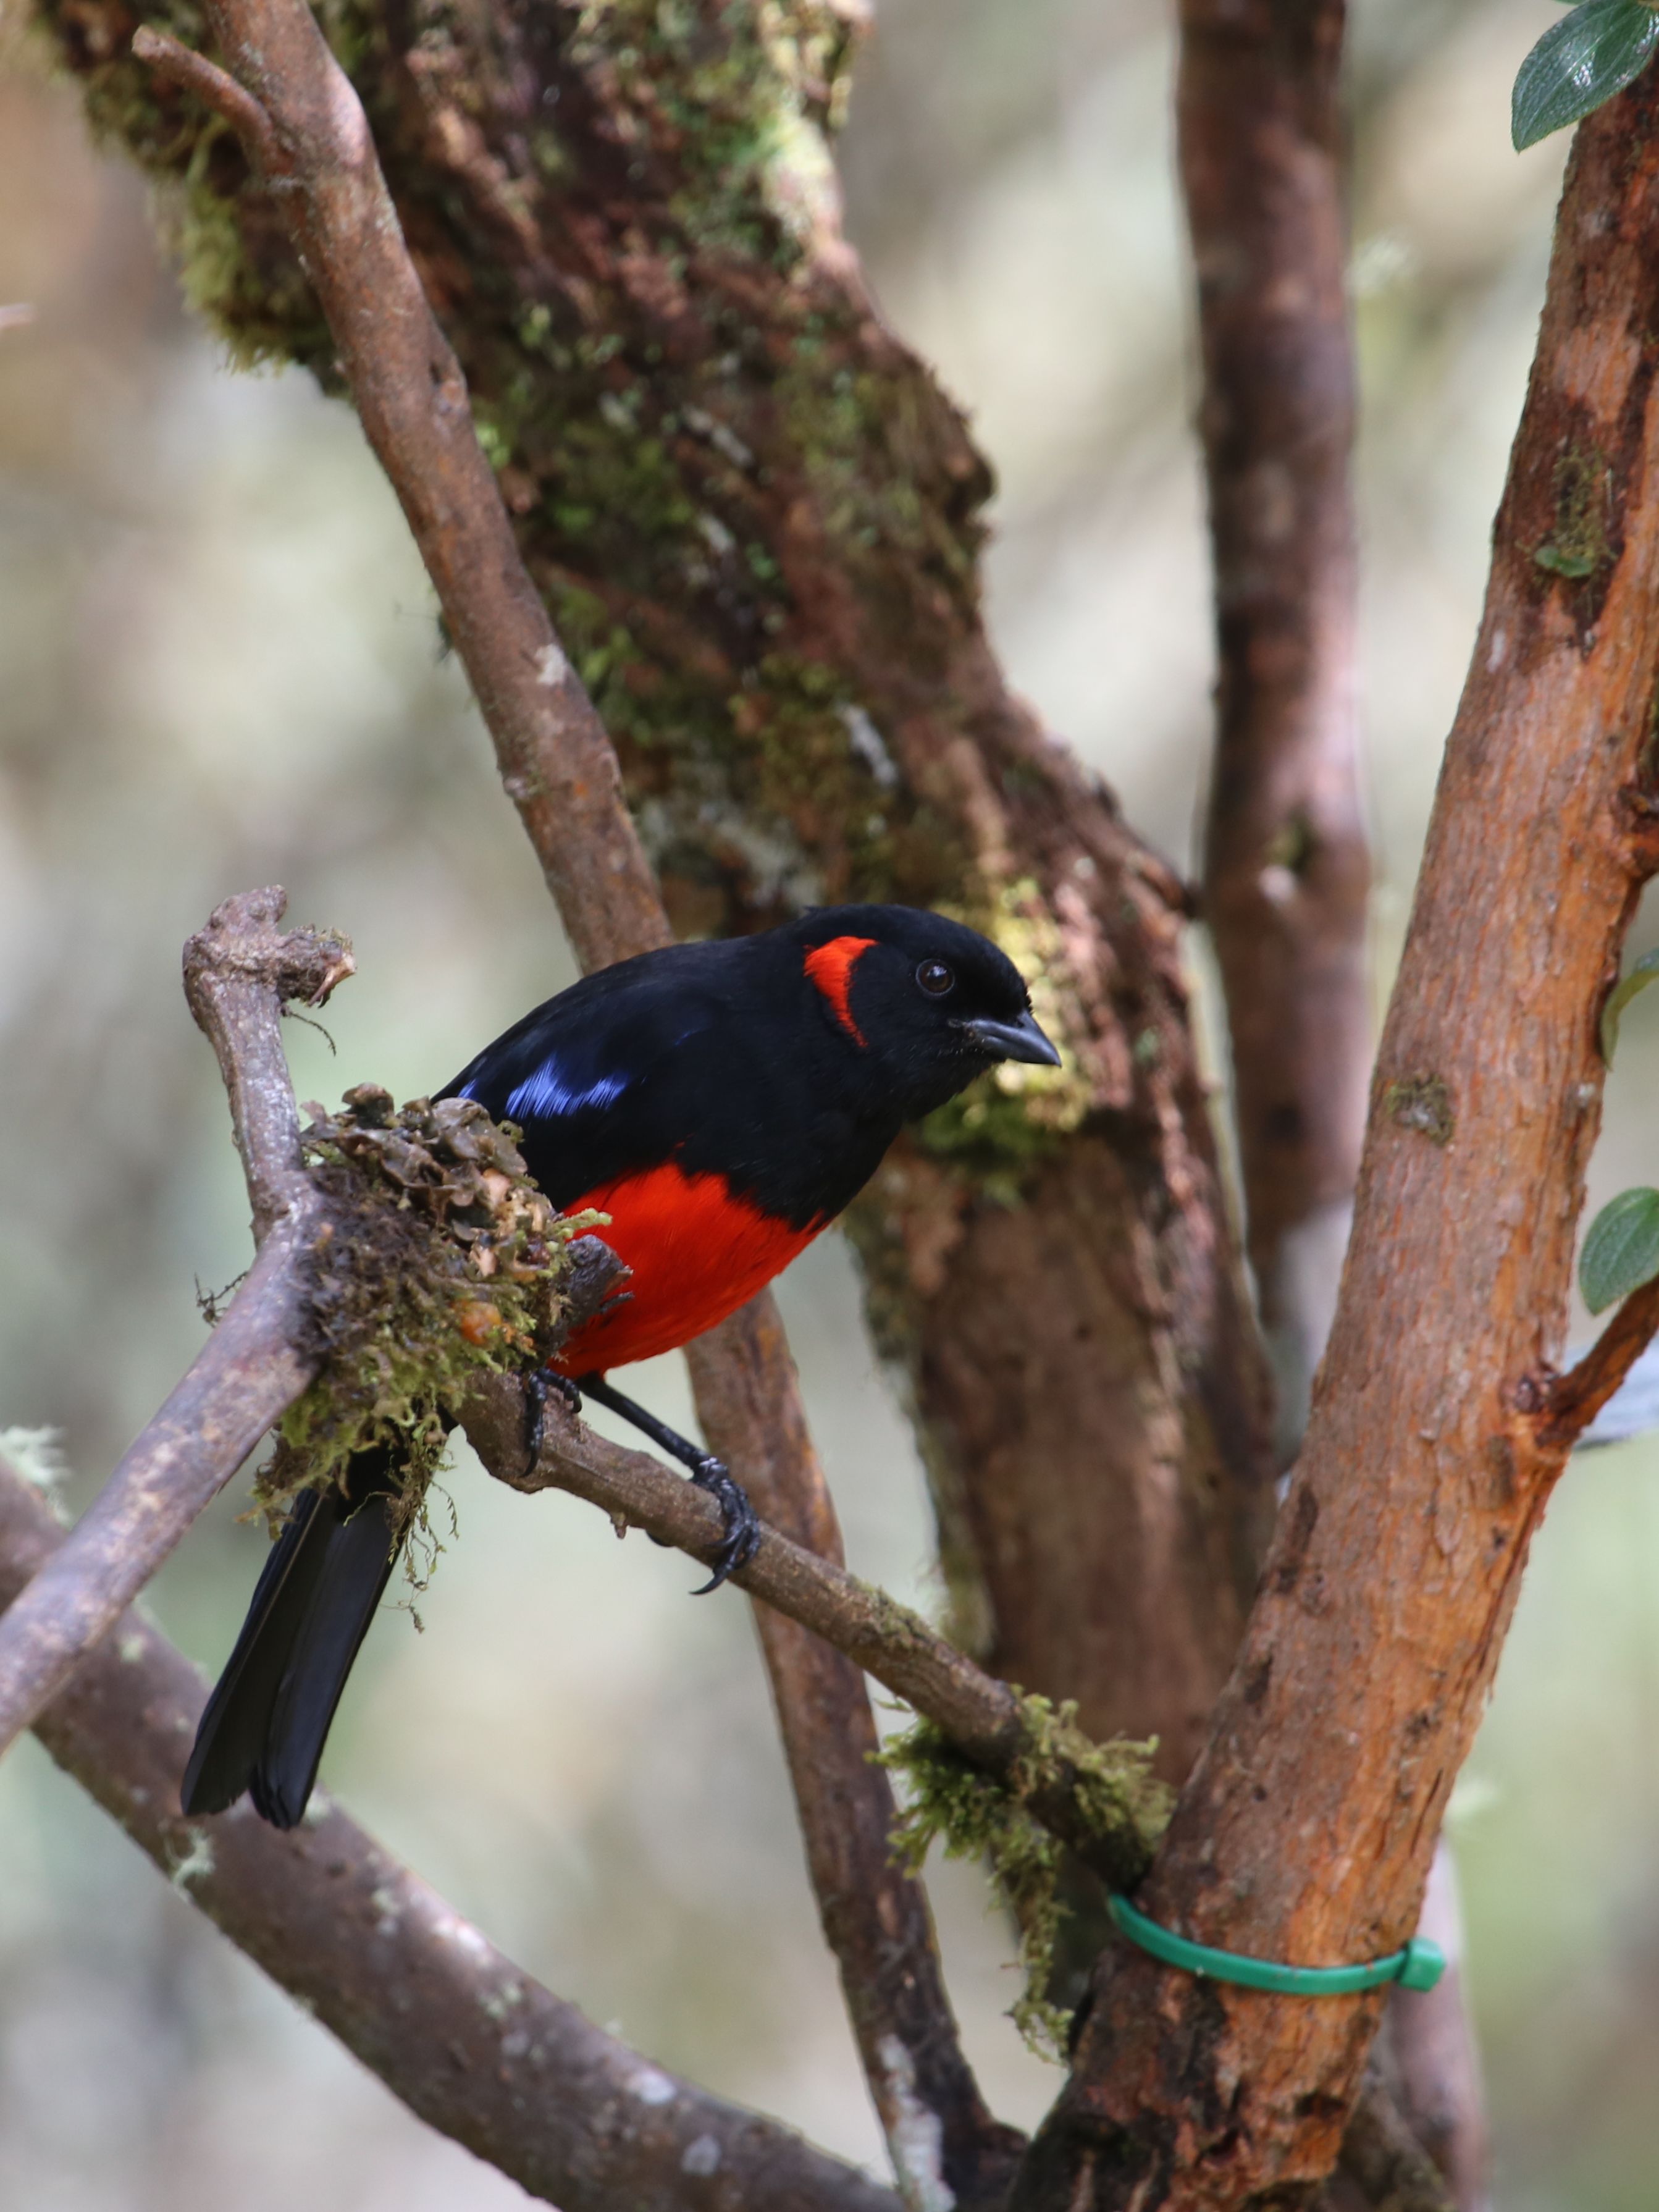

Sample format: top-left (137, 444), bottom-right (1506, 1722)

top-left (0, 1453), bottom-right (901, 2212)
top-left (1179, 0), bottom-right (1369, 1459)
top-left (41, 0), bottom-right (1278, 1773)
top-left (688, 1300), bottom-right (1025, 2212)
top-left (1176, 8), bottom-right (1484, 2200)
top-left (1014, 78), bottom-right (1659, 2207)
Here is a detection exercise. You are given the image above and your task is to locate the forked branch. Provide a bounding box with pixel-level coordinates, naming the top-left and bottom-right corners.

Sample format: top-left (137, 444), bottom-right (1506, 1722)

top-left (1540, 1273), bottom-right (1659, 1447)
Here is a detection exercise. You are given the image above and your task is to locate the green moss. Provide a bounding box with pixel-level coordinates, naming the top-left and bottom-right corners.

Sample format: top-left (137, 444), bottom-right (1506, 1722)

top-left (911, 883), bottom-right (1091, 1199)
top-left (879, 1695), bottom-right (1172, 2058)
top-left (574, 0), bottom-right (859, 263)
top-left (1264, 810), bottom-right (1315, 875)
top-left (1535, 443), bottom-right (1610, 579)
top-left (915, 1081), bottom-right (1065, 1205)
top-left (256, 1086), bottom-right (593, 1578)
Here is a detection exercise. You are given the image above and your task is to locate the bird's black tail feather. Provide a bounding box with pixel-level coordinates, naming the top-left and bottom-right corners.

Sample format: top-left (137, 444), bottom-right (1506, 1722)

top-left (182, 1452), bottom-right (402, 1830)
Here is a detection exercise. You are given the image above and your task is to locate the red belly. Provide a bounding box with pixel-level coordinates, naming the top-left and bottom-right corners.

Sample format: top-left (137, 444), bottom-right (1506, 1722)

top-left (551, 1162), bottom-right (823, 1375)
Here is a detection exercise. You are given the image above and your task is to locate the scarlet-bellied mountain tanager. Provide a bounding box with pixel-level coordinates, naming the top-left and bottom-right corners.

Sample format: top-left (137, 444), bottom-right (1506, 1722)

top-left (182, 904), bottom-right (1059, 1827)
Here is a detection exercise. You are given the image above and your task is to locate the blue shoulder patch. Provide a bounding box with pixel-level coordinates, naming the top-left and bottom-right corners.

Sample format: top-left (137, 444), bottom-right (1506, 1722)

top-left (485, 1058), bottom-right (629, 1124)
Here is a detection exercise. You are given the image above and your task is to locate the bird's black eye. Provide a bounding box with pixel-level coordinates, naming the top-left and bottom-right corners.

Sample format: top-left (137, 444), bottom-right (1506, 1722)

top-left (916, 959), bottom-right (956, 996)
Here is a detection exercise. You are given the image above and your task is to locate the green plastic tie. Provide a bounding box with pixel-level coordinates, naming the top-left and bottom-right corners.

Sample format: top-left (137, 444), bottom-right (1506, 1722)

top-left (1108, 1895), bottom-right (1446, 1997)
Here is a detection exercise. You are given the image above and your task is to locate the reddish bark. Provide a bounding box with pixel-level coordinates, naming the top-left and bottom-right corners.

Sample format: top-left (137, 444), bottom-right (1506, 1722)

top-left (1014, 78), bottom-right (1659, 2206)
top-left (1177, 6), bottom-right (1483, 2197)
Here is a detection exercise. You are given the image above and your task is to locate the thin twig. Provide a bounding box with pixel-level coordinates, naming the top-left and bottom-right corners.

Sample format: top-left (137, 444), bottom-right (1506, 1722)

top-left (182, 886), bottom-right (355, 1241)
top-left (1539, 1274), bottom-right (1659, 1447)
top-left (0, 1449), bottom-right (898, 2212)
top-left (462, 1371), bottom-right (1164, 1894)
top-left (130, 28), bottom-right (279, 169)
top-left (1180, 0), bottom-right (1370, 1459)
top-left (0, 893), bottom-right (350, 1756)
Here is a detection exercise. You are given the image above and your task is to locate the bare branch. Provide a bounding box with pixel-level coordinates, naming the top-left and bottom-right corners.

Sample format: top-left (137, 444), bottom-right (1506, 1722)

top-left (461, 1373), bottom-right (1164, 1896)
top-left (182, 886), bottom-right (355, 1240)
top-left (0, 891), bottom-right (350, 1757)
top-left (130, 26), bottom-right (277, 169)
top-left (688, 1303), bottom-right (1025, 2211)
top-left (0, 1448), bottom-right (899, 2212)
top-left (1540, 1273), bottom-right (1659, 1447)
top-left (1180, 0), bottom-right (1370, 1455)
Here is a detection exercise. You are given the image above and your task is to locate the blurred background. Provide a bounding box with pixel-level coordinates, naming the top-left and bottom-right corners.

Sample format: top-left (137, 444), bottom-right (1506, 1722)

top-left (2, 0), bottom-right (1655, 2204)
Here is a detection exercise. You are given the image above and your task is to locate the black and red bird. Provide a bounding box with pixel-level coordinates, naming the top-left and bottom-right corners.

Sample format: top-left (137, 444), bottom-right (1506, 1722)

top-left (182, 904), bottom-right (1059, 1827)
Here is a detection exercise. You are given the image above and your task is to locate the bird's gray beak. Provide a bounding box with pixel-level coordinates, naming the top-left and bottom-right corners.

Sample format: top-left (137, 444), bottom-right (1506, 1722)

top-left (957, 1009), bottom-right (1062, 1067)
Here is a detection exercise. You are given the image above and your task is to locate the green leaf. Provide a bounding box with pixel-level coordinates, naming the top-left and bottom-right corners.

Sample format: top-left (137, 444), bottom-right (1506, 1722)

top-left (1580, 1187), bottom-right (1659, 1313)
top-left (1512, 0), bottom-right (1659, 153)
top-left (1600, 946), bottom-right (1659, 1062)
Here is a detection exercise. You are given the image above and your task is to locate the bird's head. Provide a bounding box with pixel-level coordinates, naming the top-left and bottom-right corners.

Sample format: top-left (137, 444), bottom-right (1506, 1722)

top-left (791, 904), bottom-right (1060, 1120)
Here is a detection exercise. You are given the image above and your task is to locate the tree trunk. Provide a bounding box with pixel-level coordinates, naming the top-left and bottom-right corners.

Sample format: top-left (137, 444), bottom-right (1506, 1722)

top-left (1014, 74), bottom-right (1659, 2205)
top-left (1177, 4), bottom-right (1485, 2198)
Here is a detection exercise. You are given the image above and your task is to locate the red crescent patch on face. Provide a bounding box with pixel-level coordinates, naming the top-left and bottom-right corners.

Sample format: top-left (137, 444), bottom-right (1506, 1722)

top-left (803, 935), bottom-right (878, 1048)
top-left (550, 1163), bottom-right (825, 1376)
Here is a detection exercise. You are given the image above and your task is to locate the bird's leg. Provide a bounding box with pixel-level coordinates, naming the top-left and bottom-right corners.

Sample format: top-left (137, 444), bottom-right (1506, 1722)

top-left (523, 1366), bottom-right (584, 1473)
top-left (576, 1373), bottom-right (760, 1594)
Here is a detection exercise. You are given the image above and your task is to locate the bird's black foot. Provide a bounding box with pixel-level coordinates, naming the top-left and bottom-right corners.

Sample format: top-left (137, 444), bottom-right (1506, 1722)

top-left (524, 1366), bottom-right (583, 1473)
top-left (569, 1373), bottom-right (760, 1592)
top-left (688, 1456), bottom-right (760, 1594)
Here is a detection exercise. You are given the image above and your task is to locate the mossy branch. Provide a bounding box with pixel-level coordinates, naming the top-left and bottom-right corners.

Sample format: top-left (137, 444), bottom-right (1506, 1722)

top-left (461, 1374), bottom-right (1176, 1933)
top-left (257, 1083), bottom-right (609, 1545)
top-left (879, 1699), bottom-right (1172, 2058)
top-left (0, 889), bottom-right (603, 1762)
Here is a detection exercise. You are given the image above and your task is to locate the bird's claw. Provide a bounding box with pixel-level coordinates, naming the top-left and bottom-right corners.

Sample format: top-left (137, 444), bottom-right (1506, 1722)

top-left (687, 1457), bottom-right (760, 1594)
top-left (523, 1366), bottom-right (582, 1474)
